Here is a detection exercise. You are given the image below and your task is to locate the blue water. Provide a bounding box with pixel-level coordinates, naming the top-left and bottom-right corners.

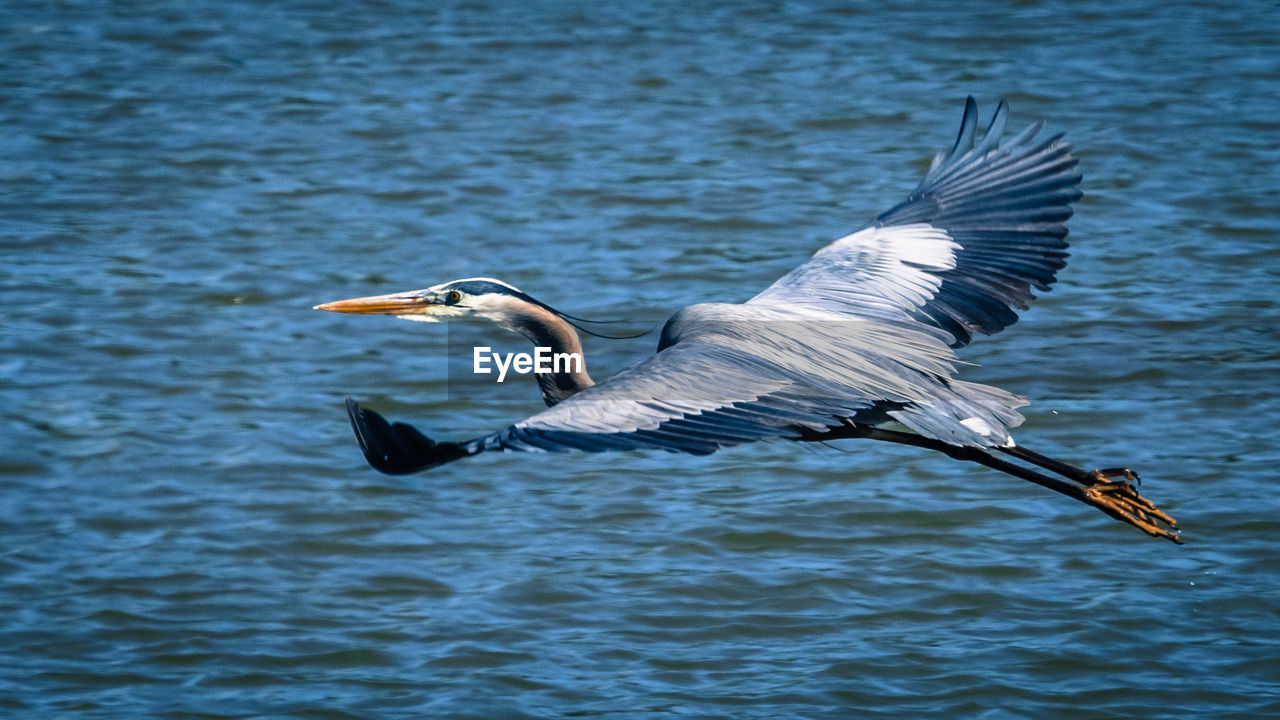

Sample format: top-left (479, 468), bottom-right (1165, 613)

top-left (3, 1), bottom-right (1279, 717)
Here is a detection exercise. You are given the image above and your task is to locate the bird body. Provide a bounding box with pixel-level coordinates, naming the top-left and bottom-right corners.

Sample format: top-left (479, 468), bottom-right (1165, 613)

top-left (316, 98), bottom-right (1181, 542)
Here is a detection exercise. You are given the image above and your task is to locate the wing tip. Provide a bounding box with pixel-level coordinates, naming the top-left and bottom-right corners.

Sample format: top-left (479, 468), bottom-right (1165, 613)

top-left (343, 397), bottom-right (469, 475)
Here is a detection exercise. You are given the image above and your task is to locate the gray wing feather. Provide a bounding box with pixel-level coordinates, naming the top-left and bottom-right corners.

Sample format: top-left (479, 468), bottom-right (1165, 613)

top-left (468, 339), bottom-right (867, 457)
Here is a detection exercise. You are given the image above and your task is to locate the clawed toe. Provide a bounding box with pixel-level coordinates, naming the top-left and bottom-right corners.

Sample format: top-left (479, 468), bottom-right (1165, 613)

top-left (1091, 466), bottom-right (1140, 487)
top-left (1081, 472), bottom-right (1180, 543)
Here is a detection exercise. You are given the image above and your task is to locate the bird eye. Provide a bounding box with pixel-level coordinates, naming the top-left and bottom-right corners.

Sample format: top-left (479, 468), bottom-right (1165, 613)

top-left (445, 290), bottom-right (462, 304)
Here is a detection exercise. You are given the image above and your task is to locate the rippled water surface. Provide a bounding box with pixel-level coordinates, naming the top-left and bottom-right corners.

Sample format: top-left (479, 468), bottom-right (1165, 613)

top-left (4, 1), bottom-right (1279, 717)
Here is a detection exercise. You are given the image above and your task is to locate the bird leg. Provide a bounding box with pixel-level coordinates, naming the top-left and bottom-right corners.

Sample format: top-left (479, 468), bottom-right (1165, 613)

top-left (798, 421), bottom-right (1180, 543)
top-left (999, 444), bottom-right (1137, 487)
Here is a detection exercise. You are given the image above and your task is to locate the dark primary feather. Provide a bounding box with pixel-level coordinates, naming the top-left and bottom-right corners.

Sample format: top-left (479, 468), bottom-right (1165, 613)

top-left (876, 97), bottom-right (1082, 346)
top-left (346, 397), bottom-right (469, 474)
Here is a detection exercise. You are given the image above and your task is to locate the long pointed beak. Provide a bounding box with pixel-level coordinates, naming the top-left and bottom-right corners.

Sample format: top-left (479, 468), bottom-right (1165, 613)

top-left (314, 290), bottom-right (434, 316)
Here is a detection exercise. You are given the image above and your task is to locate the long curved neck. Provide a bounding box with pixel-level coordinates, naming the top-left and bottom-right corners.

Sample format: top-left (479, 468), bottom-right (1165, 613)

top-left (507, 304), bottom-right (595, 407)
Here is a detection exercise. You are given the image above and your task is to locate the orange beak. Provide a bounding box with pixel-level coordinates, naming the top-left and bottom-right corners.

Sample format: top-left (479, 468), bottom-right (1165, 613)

top-left (313, 290), bottom-right (435, 316)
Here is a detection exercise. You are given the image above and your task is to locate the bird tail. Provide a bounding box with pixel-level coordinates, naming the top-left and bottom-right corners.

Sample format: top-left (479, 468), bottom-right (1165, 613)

top-left (887, 379), bottom-right (1027, 447)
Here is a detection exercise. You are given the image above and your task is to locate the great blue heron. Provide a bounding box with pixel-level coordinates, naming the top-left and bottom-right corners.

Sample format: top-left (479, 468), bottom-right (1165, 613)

top-left (316, 98), bottom-right (1179, 543)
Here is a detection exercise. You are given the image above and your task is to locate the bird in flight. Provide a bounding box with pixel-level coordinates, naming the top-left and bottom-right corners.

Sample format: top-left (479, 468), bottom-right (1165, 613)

top-left (316, 98), bottom-right (1179, 543)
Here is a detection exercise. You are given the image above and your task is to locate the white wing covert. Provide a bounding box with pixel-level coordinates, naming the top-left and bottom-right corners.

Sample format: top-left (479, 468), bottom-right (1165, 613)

top-left (753, 97), bottom-right (1082, 347)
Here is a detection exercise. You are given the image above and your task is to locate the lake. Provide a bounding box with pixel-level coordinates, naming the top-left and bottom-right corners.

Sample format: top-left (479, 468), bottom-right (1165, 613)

top-left (2, 1), bottom-right (1278, 717)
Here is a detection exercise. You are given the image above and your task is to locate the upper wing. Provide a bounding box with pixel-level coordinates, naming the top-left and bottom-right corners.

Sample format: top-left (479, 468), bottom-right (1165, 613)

top-left (463, 296), bottom-right (1017, 457)
top-left (751, 97), bottom-right (1082, 347)
top-left (346, 337), bottom-right (876, 473)
top-left (471, 327), bottom-right (894, 456)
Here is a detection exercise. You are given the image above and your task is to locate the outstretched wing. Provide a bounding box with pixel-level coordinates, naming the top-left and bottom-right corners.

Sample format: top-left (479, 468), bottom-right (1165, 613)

top-left (347, 340), bottom-right (869, 473)
top-left (472, 340), bottom-right (859, 456)
top-left (751, 97), bottom-right (1082, 347)
top-left (481, 300), bottom-right (979, 455)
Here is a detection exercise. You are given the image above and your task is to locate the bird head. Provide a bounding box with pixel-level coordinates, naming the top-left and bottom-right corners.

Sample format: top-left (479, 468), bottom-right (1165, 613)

top-left (315, 277), bottom-right (549, 331)
top-left (315, 277), bottom-right (644, 339)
